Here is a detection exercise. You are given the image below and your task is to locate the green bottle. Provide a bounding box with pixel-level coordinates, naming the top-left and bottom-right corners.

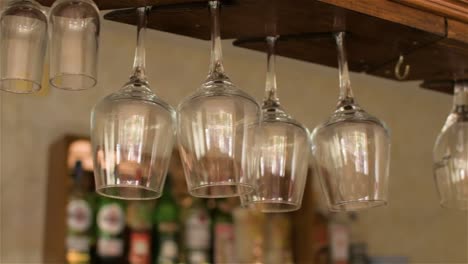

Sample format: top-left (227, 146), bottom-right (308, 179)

top-left (66, 161), bottom-right (97, 264)
top-left (127, 200), bottom-right (154, 264)
top-left (153, 176), bottom-right (180, 264)
top-left (96, 196), bottom-right (127, 264)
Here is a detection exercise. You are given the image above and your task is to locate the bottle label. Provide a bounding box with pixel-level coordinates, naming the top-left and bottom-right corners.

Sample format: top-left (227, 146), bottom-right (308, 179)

top-left (159, 239), bottom-right (178, 262)
top-left (215, 223), bottom-right (236, 263)
top-left (97, 237), bottom-right (124, 257)
top-left (129, 231), bottom-right (151, 264)
top-left (67, 199), bottom-right (92, 233)
top-left (97, 203), bottom-right (125, 235)
top-left (186, 210), bottom-right (211, 250)
top-left (188, 251), bottom-right (208, 264)
top-left (66, 235), bottom-right (90, 252)
top-left (330, 223), bottom-right (349, 262)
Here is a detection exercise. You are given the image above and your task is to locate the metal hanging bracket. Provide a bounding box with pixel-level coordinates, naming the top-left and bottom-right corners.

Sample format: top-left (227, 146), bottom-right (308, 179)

top-left (394, 54), bottom-right (410, 80)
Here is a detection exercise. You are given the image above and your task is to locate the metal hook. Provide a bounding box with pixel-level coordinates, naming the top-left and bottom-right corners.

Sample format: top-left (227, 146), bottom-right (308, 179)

top-left (394, 54), bottom-right (410, 80)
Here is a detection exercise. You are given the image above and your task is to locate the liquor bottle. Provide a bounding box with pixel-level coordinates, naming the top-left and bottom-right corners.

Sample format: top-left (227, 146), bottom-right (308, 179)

top-left (329, 213), bottom-right (350, 264)
top-left (127, 201), bottom-right (154, 264)
top-left (264, 213), bottom-right (293, 264)
top-left (153, 177), bottom-right (180, 264)
top-left (184, 198), bottom-right (211, 264)
top-left (212, 199), bottom-right (236, 264)
top-left (66, 161), bottom-right (97, 264)
top-left (96, 196), bottom-right (127, 264)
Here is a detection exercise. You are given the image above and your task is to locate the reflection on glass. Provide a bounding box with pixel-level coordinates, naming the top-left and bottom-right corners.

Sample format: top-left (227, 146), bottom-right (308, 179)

top-left (241, 36), bottom-right (309, 212)
top-left (0, 0), bottom-right (47, 93)
top-left (311, 32), bottom-right (391, 212)
top-left (49, 0), bottom-right (100, 90)
top-left (434, 81), bottom-right (468, 210)
top-left (91, 7), bottom-right (175, 200)
top-left (177, 1), bottom-right (259, 198)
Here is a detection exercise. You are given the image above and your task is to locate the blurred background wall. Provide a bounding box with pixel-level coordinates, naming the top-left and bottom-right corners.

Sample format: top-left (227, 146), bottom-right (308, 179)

top-left (0, 17), bottom-right (467, 263)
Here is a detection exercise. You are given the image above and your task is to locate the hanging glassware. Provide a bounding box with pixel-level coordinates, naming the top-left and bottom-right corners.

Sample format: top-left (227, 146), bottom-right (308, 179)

top-left (433, 80), bottom-right (468, 210)
top-left (177, 0), bottom-right (260, 198)
top-left (49, 0), bottom-right (100, 90)
top-left (0, 0), bottom-right (47, 93)
top-left (311, 32), bottom-right (391, 212)
top-left (91, 7), bottom-right (176, 200)
top-left (241, 36), bottom-right (309, 212)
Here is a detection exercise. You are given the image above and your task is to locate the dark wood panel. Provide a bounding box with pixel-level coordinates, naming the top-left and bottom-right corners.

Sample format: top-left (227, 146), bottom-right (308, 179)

top-left (104, 0), bottom-right (445, 40)
top-left (370, 18), bottom-right (468, 82)
top-left (230, 2), bottom-right (443, 74)
top-left (420, 80), bottom-right (457, 94)
top-left (392, 0), bottom-right (468, 23)
top-left (37, 0), bottom-right (206, 10)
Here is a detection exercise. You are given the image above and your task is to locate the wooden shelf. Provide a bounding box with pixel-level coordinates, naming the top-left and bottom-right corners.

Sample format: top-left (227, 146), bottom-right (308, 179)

top-left (40, 0), bottom-right (468, 95)
top-left (36, 0), bottom-right (206, 10)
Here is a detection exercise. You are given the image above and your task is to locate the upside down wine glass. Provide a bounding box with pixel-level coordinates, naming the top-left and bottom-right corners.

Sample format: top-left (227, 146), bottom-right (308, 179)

top-left (241, 36), bottom-right (309, 212)
top-left (0, 0), bottom-right (47, 93)
top-left (433, 81), bottom-right (468, 210)
top-left (91, 7), bottom-right (176, 200)
top-left (311, 32), bottom-right (391, 212)
top-left (177, 0), bottom-right (260, 198)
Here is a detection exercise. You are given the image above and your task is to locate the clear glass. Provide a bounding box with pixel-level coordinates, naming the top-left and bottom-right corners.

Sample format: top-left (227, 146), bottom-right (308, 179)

top-left (241, 36), bottom-right (309, 212)
top-left (311, 32), bottom-right (391, 212)
top-left (177, 0), bottom-right (260, 198)
top-left (49, 0), bottom-right (100, 90)
top-left (433, 81), bottom-right (468, 210)
top-left (0, 0), bottom-right (47, 93)
top-left (91, 7), bottom-right (175, 200)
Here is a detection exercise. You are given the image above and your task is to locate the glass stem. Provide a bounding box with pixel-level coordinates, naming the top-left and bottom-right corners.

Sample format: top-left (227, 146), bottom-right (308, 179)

top-left (335, 32), bottom-right (354, 104)
top-left (206, 0), bottom-right (227, 81)
top-left (131, 6), bottom-right (149, 83)
top-left (263, 35), bottom-right (280, 107)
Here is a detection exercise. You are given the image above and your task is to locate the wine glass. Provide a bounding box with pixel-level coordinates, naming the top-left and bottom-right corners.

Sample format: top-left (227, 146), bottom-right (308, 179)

top-left (240, 36), bottom-right (309, 212)
top-left (49, 0), bottom-right (100, 90)
top-left (0, 0), bottom-right (47, 93)
top-left (177, 0), bottom-right (260, 198)
top-left (91, 7), bottom-right (176, 200)
top-left (433, 81), bottom-right (468, 210)
top-left (311, 32), bottom-right (391, 212)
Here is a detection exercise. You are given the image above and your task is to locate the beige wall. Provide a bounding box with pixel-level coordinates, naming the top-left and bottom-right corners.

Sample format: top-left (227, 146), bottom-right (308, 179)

top-left (1, 18), bottom-right (467, 263)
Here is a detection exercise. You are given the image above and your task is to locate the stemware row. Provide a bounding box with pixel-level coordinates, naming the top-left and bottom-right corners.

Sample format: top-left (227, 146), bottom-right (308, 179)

top-left (88, 0), bottom-right (391, 213)
top-left (0, 0), bottom-right (99, 93)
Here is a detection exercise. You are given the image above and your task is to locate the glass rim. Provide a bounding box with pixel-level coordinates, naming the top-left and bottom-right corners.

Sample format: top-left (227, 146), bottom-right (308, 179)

top-left (188, 182), bottom-right (254, 198)
top-left (96, 185), bottom-right (161, 200)
top-left (329, 199), bottom-right (387, 212)
top-left (242, 200), bottom-right (301, 213)
top-left (0, 78), bottom-right (41, 94)
top-left (49, 73), bottom-right (97, 91)
top-left (439, 199), bottom-right (468, 210)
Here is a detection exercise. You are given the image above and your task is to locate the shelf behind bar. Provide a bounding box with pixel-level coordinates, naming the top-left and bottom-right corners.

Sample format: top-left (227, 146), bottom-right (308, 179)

top-left (105, 0), bottom-right (444, 76)
top-left (36, 0), bottom-right (207, 10)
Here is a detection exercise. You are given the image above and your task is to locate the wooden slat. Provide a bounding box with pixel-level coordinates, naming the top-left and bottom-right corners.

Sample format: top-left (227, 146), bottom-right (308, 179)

top-left (104, 0), bottom-right (446, 40)
top-left (318, 0), bottom-right (446, 35)
top-left (37, 0), bottom-right (206, 10)
top-left (392, 0), bottom-right (468, 23)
